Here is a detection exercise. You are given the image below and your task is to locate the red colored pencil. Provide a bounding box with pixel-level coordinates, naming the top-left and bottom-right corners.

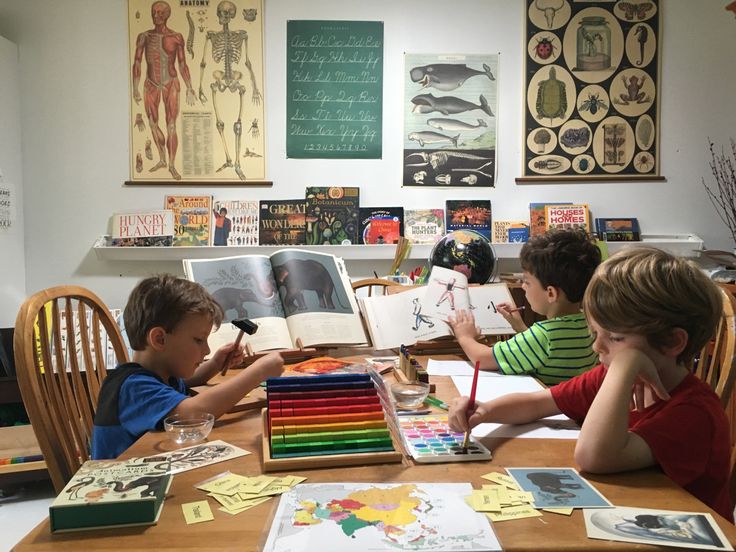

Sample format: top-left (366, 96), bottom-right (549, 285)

top-left (462, 360), bottom-right (480, 451)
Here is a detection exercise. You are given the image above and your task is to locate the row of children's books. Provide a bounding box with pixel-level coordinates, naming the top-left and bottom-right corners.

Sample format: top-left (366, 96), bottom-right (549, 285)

top-left (109, 188), bottom-right (641, 248)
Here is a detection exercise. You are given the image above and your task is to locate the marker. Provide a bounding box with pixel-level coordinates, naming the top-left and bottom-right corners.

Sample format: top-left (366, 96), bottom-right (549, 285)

top-left (425, 396), bottom-right (449, 410)
top-left (462, 360), bottom-right (480, 451)
top-left (506, 306), bottom-right (525, 313)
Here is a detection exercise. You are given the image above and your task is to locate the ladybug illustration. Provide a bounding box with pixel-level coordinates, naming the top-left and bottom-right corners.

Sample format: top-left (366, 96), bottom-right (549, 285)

top-left (532, 36), bottom-right (557, 61)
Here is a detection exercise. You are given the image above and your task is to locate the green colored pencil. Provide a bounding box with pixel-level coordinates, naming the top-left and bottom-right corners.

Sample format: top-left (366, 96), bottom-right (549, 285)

top-left (425, 396), bottom-right (449, 410)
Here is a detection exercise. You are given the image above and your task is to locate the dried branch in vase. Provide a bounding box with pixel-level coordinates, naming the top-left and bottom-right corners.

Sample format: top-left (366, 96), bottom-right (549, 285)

top-left (702, 138), bottom-right (736, 246)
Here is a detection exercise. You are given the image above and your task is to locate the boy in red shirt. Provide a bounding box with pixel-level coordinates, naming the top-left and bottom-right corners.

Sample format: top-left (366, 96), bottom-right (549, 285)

top-left (449, 247), bottom-right (732, 521)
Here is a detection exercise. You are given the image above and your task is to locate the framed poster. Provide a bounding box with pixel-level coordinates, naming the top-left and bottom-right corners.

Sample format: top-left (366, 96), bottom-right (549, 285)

top-left (286, 20), bottom-right (383, 159)
top-left (403, 53), bottom-right (498, 188)
top-left (127, 0), bottom-right (267, 184)
top-left (519, 0), bottom-right (661, 181)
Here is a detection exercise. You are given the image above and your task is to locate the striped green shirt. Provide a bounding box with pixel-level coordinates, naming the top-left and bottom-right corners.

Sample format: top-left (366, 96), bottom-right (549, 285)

top-left (492, 312), bottom-right (598, 385)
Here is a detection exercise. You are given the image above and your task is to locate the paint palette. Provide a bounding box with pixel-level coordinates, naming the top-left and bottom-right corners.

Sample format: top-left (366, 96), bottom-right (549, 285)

top-left (399, 415), bottom-right (492, 463)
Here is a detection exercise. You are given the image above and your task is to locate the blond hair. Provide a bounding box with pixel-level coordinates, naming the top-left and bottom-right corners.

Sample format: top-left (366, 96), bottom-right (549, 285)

top-left (124, 274), bottom-right (223, 351)
top-left (583, 247), bottom-right (722, 365)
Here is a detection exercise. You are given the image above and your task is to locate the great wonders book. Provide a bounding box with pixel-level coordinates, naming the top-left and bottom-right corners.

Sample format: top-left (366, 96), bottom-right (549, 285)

top-left (212, 199), bottom-right (259, 246)
top-left (183, 249), bottom-right (368, 352)
top-left (49, 459), bottom-right (172, 533)
top-left (359, 207), bottom-right (404, 244)
top-left (259, 200), bottom-right (307, 245)
top-left (404, 208), bottom-right (445, 244)
top-left (594, 217), bottom-right (640, 241)
top-left (305, 187), bottom-right (360, 245)
top-left (111, 210), bottom-right (174, 247)
top-left (445, 199), bottom-right (492, 240)
top-left (164, 195), bottom-right (212, 246)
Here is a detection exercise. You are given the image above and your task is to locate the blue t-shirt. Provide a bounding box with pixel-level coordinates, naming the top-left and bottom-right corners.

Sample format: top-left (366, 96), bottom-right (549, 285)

top-left (91, 364), bottom-right (187, 459)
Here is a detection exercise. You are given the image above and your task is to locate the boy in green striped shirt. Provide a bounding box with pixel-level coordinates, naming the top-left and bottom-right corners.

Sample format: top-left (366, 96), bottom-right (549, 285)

top-left (448, 229), bottom-right (601, 385)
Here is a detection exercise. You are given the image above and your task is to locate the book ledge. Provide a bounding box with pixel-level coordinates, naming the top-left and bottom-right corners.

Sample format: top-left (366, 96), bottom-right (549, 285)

top-left (92, 233), bottom-right (705, 262)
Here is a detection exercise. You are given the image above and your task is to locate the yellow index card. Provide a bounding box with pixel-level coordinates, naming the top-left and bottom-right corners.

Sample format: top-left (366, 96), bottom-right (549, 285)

top-left (542, 507), bottom-right (573, 515)
top-left (471, 490), bottom-right (502, 512)
top-left (239, 475), bottom-right (277, 494)
top-left (218, 496), bottom-right (272, 515)
top-left (507, 490), bottom-right (534, 504)
top-left (481, 471), bottom-right (519, 490)
top-left (480, 484), bottom-right (510, 505)
top-left (182, 500), bottom-right (214, 524)
top-left (283, 475), bottom-right (307, 486)
top-left (196, 473), bottom-right (244, 496)
top-left (486, 505), bottom-right (543, 522)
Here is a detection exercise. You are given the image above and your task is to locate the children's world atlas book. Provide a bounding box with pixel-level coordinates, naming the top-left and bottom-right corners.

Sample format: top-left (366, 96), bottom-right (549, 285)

top-left (49, 459), bottom-right (172, 533)
top-left (184, 249), bottom-right (367, 353)
top-left (263, 482), bottom-right (501, 551)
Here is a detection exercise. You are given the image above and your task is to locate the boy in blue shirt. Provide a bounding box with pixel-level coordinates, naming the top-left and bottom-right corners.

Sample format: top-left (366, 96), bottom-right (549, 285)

top-left (92, 274), bottom-right (284, 459)
top-left (448, 229), bottom-right (601, 384)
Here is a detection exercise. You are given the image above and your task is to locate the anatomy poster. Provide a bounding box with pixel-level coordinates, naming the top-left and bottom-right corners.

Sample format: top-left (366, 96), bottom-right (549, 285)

top-left (404, 53), bottom-right (498, 187)
top-left (128, 0), bottom-right (265, 183)
top-left (521, 0), bottom-right (660, 180)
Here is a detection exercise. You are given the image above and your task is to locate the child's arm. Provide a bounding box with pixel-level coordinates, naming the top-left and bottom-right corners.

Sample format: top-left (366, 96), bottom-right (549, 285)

top-left (447, 309), bottom-right (498, 370)
top-left (448, 389), bottom-right (559, 432)
top-left (496, 302), bottom-right (528, 333)
top-left (172, 352), bottom-right (284, 419)
top-left (574, 348), bottom-right (668, 473)
top-left (184, 342), bottom-right (245, 388)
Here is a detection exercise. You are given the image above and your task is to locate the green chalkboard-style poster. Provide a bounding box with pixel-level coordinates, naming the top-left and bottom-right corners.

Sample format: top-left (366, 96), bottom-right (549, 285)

top-left (286, 20), bottom-right (383, 159)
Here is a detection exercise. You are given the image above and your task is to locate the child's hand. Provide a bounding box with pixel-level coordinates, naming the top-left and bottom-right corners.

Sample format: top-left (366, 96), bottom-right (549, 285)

top-left (211, 341), bottom-right (246, 370)
top-left (496, 302), bottom-right (527, 333)
top-left (252, 352), bottom-right (285, 381)
top-left (448, 396), bottom-right (487, 432)
top-left (609, 348), bottom-right (670, 410)
top-left (447, 309), bottom-right (479, 340)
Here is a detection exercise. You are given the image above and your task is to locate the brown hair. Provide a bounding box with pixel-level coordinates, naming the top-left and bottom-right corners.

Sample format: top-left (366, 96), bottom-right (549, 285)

top-left (583, 247), bottom-right (723, 365)
top-left (520, 228), bottom-right (601, 303)
top-left (123, 274), bottom-right (223, 351)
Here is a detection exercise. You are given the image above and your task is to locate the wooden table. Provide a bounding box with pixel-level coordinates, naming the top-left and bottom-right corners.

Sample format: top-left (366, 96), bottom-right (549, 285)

top-left (13, 356), bottom-right (736, 551)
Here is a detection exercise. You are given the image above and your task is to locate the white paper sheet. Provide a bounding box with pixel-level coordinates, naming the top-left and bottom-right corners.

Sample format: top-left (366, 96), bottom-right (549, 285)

top-left (451, 375), bottom-right (581, 440)
top-left (427, 359), bottom-right (502, 377)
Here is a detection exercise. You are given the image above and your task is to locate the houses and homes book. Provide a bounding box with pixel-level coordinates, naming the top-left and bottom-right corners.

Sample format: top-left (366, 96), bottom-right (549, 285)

top-left (359, 268), bottom-right (514, 350)
top-left (183, 249), bottom-right (368, 352)
top-left (110, 210), bottom-right (174, 247)
top-left (445, 200), bottom-right (492, 240)
top-left (404, 208), bottom-right (445, 244)
top-left (213, 199), bottom-right (259, 246)
top-left (49, 459), bottom-right (172, 533)
top-left (305, 186), bottom-right (360, 245)
top-left (259, 200), bottom-right (307, 245)
top-left (492, 220), bottom-right (530, 244)
top-left (594, 217), bottom-right (641, 241)
top-left (359, 207), bottom-right (404, 244)
top-left (164, 195), bottom-right (212, 246)
top-left (529, 202), bottom-right (571, 237)
top-left (544, 204), bottom-right (591, 232)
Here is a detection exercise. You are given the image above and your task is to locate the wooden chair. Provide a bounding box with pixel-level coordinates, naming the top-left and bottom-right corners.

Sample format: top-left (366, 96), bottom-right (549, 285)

top-left (693, 286), bottom-right (736, 409)
top-left (351, 278), bottom-right (403, 297)
top-left (13, 286), bottom-right (129, 493)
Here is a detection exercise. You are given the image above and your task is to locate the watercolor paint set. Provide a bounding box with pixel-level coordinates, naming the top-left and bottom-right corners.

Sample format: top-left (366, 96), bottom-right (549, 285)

top-left (398, 415), bottom-right (492, 463)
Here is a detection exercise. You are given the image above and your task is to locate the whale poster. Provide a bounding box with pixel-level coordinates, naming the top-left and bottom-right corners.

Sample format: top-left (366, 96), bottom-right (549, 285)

top-left (403, 53), bottom-right (499, 188)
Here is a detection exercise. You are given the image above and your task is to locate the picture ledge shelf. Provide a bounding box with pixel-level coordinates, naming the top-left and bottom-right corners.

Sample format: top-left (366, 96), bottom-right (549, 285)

top-left (92, 234), bottom-right (704, 262)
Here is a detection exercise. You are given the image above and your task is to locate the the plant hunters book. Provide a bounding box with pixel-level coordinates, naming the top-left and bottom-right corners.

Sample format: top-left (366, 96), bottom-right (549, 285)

top-left (183, 249), bottom-right (368, 353)
top-left (359, 266), bottom-right (515, 350)
top-left (49, 459), bottom-right (173, 533)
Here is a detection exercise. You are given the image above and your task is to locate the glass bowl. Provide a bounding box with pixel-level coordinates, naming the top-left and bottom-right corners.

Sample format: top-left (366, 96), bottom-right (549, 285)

top-left (163, 412), bottom-right (214, 445)
top-left (390, 381), bottom-right (430, 409)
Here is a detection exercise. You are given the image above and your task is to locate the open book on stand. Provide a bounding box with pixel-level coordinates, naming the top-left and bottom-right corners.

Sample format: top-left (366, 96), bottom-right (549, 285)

top-left (359, 267), bottom-right (515, 350)
top-left (184, 249), bottom-right (368, 353)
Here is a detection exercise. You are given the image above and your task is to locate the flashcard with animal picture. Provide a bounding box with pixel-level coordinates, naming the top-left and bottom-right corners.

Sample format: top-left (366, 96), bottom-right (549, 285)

top-left (522, 0), bottom-right (660, 179)
top-left (403, 53), bottom-right (499, 188)
top-left (506, 467), bottom-right (613, 509)
top-left (134, 440), bottom-right (251, 475)
top-left (584, 507), bottom-right (734, 551)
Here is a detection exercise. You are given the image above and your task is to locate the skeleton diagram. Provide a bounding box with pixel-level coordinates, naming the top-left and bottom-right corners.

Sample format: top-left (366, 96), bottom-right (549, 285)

top-left (132, 1), bottom-right (196, 180)
top-left (198, 1), bottom-right (261, 180)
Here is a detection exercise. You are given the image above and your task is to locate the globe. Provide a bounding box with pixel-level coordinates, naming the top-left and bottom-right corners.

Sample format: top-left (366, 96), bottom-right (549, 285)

top-left (429, 229), bottom-right (497, 284)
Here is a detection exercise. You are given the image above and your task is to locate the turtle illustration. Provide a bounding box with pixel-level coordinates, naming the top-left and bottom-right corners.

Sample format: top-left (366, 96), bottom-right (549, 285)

top-left (535, 67), bottom-right (567, 123)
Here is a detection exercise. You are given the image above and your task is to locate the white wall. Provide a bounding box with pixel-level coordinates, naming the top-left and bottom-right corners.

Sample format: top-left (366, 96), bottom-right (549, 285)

top-left (0, 34), bottom-right (25, 327)
top-left (0, 0), bottom-right (733, 310)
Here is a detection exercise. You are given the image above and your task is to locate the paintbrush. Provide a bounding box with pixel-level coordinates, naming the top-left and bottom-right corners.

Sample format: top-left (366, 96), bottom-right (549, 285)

top-left (389, 237), bottom-right (411, 276)
top-left (462, 360), bottom-right (481, 452)
top-left (220, 318), bottom-right (259, 376)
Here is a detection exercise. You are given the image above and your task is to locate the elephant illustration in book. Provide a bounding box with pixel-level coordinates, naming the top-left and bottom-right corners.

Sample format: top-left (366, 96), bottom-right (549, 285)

top-left (211, 274), bottom-right (277, 318)
top-left (272, 259), bottom-right (350, 314)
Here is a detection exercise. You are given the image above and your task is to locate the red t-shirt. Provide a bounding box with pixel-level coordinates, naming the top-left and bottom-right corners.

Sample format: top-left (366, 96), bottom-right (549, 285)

top-left (551, 364), bottom-right (733, 522)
